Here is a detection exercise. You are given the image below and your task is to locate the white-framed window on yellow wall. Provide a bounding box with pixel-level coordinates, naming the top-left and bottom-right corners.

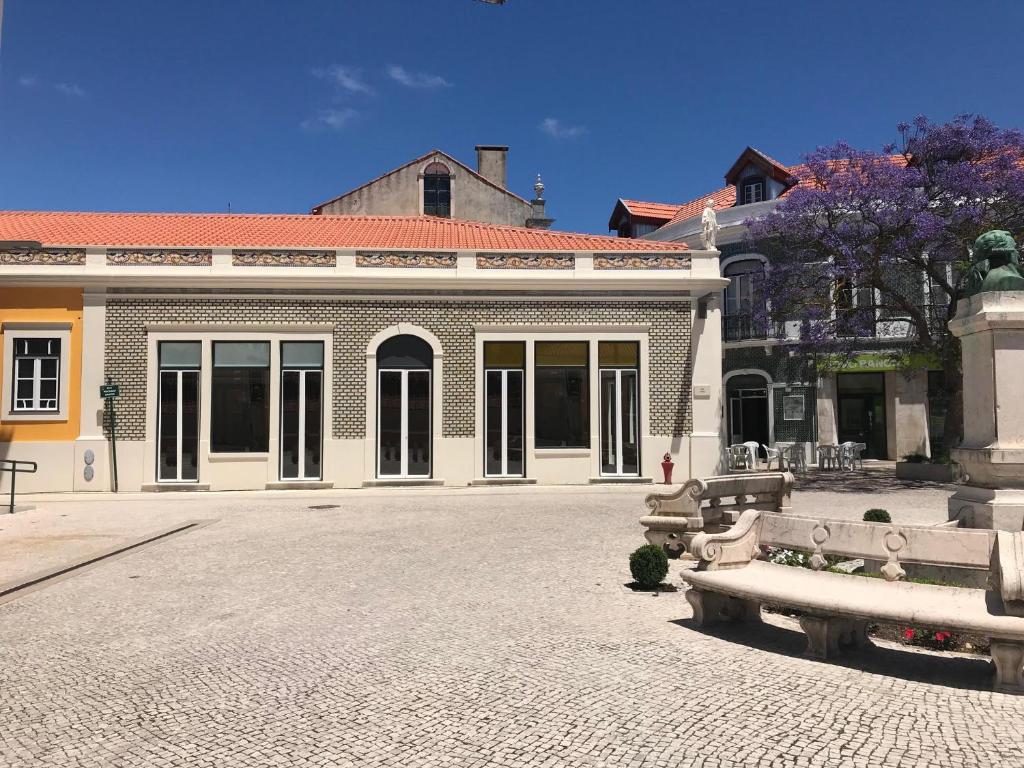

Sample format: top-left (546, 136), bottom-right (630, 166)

top-left (2, 322), bottom-right (72, 422)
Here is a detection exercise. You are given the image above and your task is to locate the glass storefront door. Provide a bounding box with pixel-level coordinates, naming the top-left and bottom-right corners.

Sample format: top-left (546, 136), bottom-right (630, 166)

top-left (599, 342), bottom-right (640, 477)
top-left (837, 373), bottom-right (887, 459)
top-left (280, 342), bottom-right (324, 481)
top-left (377, 369), bottom-right (432, 478)
top-left (485, 369), bottom-right (525, 477)
top-left (157, 342), bottom-right (200, 482)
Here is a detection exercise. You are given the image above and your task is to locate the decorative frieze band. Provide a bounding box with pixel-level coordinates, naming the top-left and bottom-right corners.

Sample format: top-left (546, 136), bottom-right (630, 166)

top-left (356, 251), bottom-right (457, 269)
top-left (233, 250), bottom-right (336, 268)
top-left (107, 250), bottom-right (213, 267)
top-left (593, 253), bottom-right (692, 270)
top-left (0, 248), bottom-right (86, 266)
top-left (475, 252), bottom-right (575, 270)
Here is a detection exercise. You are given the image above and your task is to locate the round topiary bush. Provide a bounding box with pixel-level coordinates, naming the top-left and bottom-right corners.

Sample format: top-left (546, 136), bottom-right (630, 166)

top-left (864, 508), bottom-right (891, 523)
top-left (630, 544), bottom-right (669, 589)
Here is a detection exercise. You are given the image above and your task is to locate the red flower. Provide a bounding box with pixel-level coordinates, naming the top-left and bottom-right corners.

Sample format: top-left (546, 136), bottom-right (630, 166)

top-left (903, 628), bottom-right (915, 640)
top-left (935, 631), bottom-right (951, 643)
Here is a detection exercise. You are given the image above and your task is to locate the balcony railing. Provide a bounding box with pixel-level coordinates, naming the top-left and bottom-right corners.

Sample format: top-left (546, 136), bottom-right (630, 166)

top-left (723, 313), bottom-right (784, 342)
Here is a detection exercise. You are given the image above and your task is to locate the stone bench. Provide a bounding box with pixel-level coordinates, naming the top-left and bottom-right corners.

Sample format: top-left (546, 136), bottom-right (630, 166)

top-left (640, 472), bottom-right (793, 556)
top-left (681, 509), bottom-right (1024, 692)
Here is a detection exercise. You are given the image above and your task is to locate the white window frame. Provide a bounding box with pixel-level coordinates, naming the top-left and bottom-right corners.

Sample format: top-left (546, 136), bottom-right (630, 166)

top-left (2, 323), bottom-right (72, 423)
top-left (742, 181), bottom-right (764, 205)
top-left (279, 365), bottom-right (324, 481)
top-left (599, 367), bottom-right (640, 477)
top-left (376, 368), bottom-right (432, 479)
top-left (484, 367), bottom-right (525, 478)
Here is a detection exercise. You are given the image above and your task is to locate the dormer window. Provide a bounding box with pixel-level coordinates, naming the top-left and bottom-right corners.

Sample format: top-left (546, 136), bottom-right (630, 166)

top-left (741, 178), bottom-right (765, 205)
top-left (423, 162), bottom-right (451, 218)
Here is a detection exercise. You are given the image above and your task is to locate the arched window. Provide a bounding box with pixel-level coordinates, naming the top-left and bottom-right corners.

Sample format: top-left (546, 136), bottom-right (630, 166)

top-left (376, 335), bottom-right (433, 478)
top-left (724, 259), bottom-right (766, 341)
top-left (376, 334), bottom-right (433, 369)
top-left (423, 162), bottom-right (451, 218)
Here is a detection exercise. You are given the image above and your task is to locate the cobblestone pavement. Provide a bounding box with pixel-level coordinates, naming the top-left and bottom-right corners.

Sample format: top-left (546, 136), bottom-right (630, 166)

top-left (1, 485), bottom-right (1022, 767)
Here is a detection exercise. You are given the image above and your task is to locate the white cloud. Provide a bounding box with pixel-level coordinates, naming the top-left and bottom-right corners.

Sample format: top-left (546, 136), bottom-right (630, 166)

top-left (54, 82), bottom-right (87, 97)
top-left (18, 75), bottom-right (40, 88)
top-left (540, 117), bottom-right (586, 139)
top-left (312, 65), bottom-right (372, 95)
top-left (386, 65), bottom-right (451, 89)
top-left (301, 107), bottom-right (359, 132)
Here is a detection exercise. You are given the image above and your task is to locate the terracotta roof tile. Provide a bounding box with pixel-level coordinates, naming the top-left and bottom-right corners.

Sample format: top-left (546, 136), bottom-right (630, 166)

top-left (0, 211), bottom-right (690, 251)
top-left (663, 155), bottom-right (908, 227)
top-left (618, 200), bottom-right (682, 221)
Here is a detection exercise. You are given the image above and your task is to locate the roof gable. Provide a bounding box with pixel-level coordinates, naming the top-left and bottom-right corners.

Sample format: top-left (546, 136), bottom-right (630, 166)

top-left (607, 198), bottom-right (681, 230)
top-left (310, 149), bottom-right (530, 213)
top-left (723, 147), bottom-right (797, 187)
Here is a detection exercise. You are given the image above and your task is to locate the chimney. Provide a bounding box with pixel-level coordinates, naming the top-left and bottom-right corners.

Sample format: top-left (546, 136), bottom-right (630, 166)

top-left (475, 145), bottom-right (508, 188)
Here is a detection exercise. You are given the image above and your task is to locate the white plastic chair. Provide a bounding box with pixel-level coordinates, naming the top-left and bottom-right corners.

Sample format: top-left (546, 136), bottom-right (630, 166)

top-left (742, 441), bottom-right (760, 469)
top-left (728, 444), bottom-right (750, 471)
top-left (763, 444), bottom-right (783, 471)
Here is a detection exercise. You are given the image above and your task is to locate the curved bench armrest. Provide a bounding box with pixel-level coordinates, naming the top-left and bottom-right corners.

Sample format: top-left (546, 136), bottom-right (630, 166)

top-left (689, 509), bottom-right (764, 571)
top-left (644, 478), bottom-right (706, 517)
top-left (994, 531), bottom-right (1024, 617)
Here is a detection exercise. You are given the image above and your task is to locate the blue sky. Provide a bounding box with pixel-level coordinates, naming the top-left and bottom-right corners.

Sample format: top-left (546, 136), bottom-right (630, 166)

top-left (2, 0), bottom-right (1024, 234)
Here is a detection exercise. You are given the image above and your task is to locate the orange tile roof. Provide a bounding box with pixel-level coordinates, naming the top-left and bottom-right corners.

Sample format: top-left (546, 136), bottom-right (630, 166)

top-left (665, 155), bottom-right (909, 227)
top-left (618, 199), bottom-right (682, 220)
top-left (666, 186), bottom-right (737, 226)
top-left (0, 211), bottom-right (690, 251)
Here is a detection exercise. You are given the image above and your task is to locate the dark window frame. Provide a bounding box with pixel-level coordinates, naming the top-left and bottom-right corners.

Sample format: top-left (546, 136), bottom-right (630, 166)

top-left (423, 164), bottom-right (452, 218)
top-left (534, 341), bottom-right (590, 449)
top-left (11, 337), bottom-right (61, 413)
top-left (210, 341), bottom-right (271, 454)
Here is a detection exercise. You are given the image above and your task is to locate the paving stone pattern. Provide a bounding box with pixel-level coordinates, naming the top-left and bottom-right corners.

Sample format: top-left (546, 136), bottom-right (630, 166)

top-left (104, 297), bottom-right (692, 441)
top-left (1, 487), bottom-right (1022, 767)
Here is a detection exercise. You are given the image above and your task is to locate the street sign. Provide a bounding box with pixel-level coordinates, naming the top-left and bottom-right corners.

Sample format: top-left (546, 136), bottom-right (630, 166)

top-left (100, 384), bottom-right (120, 399)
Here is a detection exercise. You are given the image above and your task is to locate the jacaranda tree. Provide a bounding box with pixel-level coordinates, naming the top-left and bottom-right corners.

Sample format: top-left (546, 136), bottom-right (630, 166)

top-left (746, 114), bottom-right (1024, 451)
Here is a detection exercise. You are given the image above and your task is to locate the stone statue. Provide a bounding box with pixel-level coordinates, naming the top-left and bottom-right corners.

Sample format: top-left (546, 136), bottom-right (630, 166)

top-left (963, 230), bottom-right (1024, 297)
top-left (701, 199), bottom-right (719, 250)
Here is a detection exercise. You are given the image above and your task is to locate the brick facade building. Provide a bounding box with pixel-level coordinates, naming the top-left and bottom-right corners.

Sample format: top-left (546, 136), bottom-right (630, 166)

top-left (0, 211), bottom-right (724, 492)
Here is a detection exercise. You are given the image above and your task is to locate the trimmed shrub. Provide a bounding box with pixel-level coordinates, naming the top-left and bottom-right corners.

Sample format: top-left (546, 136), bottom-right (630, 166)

top-left (864, 508), bottom-right (891, 523)
top-left (630, 544), bottom-right (669, 588)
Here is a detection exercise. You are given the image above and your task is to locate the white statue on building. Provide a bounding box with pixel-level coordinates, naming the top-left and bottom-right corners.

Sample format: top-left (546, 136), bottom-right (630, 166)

top-left (701, 199), bottom-right (719, 250)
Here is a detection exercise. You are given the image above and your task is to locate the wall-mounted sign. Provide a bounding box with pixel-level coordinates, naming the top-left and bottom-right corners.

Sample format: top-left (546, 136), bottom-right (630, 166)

top-left (783, 394), bottom-right (805, 421)
top-left (693, 384), bottom-right (711, 399)
top-left (100, 384), bottom-right (120, 399)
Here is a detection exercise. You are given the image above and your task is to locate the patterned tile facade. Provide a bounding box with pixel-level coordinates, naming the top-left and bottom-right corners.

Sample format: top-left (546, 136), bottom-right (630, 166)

top-left (232, 250), bottom-right (336, 268)
top-left (355, 252), bottom-right (457, 269)
top-left (104, 296), bottom-right (693, 441)
top-left (0, 248), bottom-right (86, 266)
top-left (107, 250), bottom-right (213, 267)
top-left (475, 253), bottom-right (574, 270)
top-left (593, 253), bottom-right (691, 270)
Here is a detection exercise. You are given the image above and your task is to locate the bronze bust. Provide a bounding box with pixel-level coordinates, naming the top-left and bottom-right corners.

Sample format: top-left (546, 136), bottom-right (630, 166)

top-left (963, 230), bottom-right (1024, 296)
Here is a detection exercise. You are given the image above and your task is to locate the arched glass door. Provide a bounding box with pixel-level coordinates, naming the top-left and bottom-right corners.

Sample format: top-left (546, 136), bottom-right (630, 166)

top-left (377, 335), bottom-right (433, 478)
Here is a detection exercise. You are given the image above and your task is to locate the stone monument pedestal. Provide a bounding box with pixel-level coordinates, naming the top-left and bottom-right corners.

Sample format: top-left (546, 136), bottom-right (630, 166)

top-left (948, 290), bottom-right (1024, 531)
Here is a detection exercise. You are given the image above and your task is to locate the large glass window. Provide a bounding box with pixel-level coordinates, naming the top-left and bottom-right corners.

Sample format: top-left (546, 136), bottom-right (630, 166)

top-left (280, 342), bottom-right (324, 481)
top-left (211, 342), bottom-right (270, 453)
top-left (423, 162), bottom-right (451, 218)
top-left (484, 342), bottom-right (525, 477)
top-left (599, 342), bottom-right (639, 476)
top-left (157, 342), bottom-right (200, 482)
top-left (724, 260), bottom-right (766, 341)
top-left (12, 337), bottom-right (60, 412)
top-left (534, 341), bottom-right (589, 449)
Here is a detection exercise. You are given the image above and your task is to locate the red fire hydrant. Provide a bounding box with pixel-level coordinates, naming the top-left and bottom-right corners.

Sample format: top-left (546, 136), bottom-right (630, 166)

top-left (661, 452), bottom-right (675, 485)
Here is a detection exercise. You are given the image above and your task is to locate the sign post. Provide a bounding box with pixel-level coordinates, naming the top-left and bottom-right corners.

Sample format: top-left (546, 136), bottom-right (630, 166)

top-left (100, 378), bottom-right (120, 492)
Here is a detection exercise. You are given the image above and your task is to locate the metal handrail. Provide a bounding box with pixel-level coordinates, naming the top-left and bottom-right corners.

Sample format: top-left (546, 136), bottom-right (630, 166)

top-left (1, 459), bottom-right (38, 514)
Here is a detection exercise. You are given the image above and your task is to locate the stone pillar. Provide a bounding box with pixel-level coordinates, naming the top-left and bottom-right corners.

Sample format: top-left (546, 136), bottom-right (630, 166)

top-left (815, 374), bottom-right (837, 446)
top-left (890, 369), bottom-right (930, 460)
top-left (948, 291), bottom-right (1024, 530)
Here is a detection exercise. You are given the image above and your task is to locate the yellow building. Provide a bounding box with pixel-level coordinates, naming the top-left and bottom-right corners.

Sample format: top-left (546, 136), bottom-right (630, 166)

top-left (0, 287), bottom-right (84, 493)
